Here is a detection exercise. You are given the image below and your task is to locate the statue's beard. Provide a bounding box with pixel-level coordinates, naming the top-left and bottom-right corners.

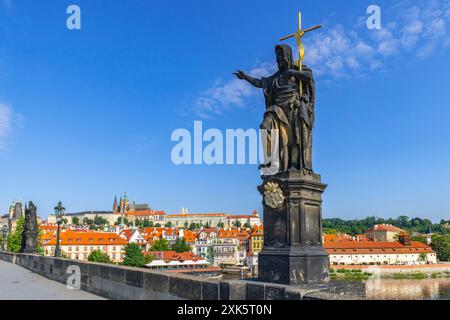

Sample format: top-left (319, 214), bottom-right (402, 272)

top-left (278, 61), bottom-right (289, 71)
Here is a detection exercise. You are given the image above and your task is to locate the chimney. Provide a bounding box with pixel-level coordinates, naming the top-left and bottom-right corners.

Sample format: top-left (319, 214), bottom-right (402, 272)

top-left (399, 232), bottom-right (411, 246)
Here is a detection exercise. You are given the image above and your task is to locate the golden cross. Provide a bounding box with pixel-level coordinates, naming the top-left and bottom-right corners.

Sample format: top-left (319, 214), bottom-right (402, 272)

top-left (279, 11), bottom-right (322, 94)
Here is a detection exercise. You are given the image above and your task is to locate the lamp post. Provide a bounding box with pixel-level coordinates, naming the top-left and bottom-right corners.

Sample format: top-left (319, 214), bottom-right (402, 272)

top-left (54, 201), bottom-right (65, 257)
top-left (1, 224), bottom-right (8, 251)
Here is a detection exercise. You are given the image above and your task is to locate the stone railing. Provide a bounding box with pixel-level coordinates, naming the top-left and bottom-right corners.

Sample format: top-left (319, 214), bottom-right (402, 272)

top-left (0, 252), bottom-right (364, 300)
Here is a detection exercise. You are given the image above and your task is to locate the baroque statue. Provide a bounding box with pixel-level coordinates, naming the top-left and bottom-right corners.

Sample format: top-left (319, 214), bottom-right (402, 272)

top-left (21, 201), bottom-right (39, 253)
top-left (234, 12), bottom-right (321, 176)
top-left (235, 11), bottom-right (330, 285)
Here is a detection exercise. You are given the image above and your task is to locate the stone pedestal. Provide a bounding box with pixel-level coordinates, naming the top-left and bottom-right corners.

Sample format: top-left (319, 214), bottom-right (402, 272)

top-left (21, 231), bottom-right (38, 254)
top-left (258, 169), bottom-right (330, 285)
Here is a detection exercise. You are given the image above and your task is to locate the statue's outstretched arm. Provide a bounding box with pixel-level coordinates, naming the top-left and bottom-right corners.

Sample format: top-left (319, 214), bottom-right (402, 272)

top-left (234, 70), bottom-right (263, 88)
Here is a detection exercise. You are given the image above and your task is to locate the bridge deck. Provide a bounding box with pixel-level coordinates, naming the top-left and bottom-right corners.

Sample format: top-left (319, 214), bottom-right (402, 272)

top-left (0, 260), bottom-right (104, 300)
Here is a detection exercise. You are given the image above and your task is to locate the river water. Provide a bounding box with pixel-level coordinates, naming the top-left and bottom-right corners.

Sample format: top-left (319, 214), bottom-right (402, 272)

top-left (364, 278), bottom-right (450, 300)
top-left (220, 273), bottom-right (450, 300)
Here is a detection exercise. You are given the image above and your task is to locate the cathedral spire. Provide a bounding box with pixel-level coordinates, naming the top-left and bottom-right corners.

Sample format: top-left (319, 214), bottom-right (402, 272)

top-left (113, 195), bottom-right (118, 213)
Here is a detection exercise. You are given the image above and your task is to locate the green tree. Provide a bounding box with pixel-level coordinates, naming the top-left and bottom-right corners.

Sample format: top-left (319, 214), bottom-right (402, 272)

top-left (143, 253), bottom-right (157, 265)
top-left (115, 216), bottom-right (129, 226)
top-left (142, 219), bottom-right (153, 228)
top-left (188, 223), bottom-right (196, 230)
top-left (94, 215), bottom-right (108, 226)
top-left (88, 250), bottom-right (112, 263)
top-left (184, 221), bottom-right (189, 228)
top-left (206, 246), bottom-right (214, 265)
top-left (419, 252), bottom-right (428, 263)
top-left (72, 217), bottom-right (80, 226)
top-left (83, 217), bottom-right (94, 226)
top-left (431, 234), bottom-right (450, 262)
top-left (151, 238), bottom-right (171, 251)
top-left (154, 223), bottom-right (161, 227)
top-left (7, 217), bottom-right (24, 253)
top-left (234, 221), bottom-right (242, 228)
top-left (171, 238), bottom-right (192, 253)
top-left (123, 243), bottom-right (145, 267)
top-left (412, 235), bottom-right (428, 245)
top-left (165, 221), bottom-right (172, 228)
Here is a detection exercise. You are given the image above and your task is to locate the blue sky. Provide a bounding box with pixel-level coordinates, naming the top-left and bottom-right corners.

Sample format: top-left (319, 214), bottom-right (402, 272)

top-left (1, 0), bottom-right (450, 221)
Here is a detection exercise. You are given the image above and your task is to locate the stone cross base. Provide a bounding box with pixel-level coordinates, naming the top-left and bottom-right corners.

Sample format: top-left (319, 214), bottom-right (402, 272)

top-left (257, 169), bottom-right (330, 285)
top-left (259, 246), bottom-right (330, 285)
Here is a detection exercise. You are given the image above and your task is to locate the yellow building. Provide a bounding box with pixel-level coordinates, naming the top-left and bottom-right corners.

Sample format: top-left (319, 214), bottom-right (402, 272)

top-left (250, 226), bottom-right (264, 254)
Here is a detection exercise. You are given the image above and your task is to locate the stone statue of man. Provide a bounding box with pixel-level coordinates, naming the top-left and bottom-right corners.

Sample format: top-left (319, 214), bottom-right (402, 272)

top-left (21, 201), bottom-right (39, 253)
top-left (235, 44), bottom-right (316, 175)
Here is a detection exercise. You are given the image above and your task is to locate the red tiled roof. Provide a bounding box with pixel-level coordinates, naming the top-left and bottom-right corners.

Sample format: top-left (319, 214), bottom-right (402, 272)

top-left (218, 230), bottom-right (239, 238)
top-left (126, 210), bottom-right (166, 216)
top-left (324, 240), bottom-right (434, 254)
top-left (166, 213), bottom-right (227, 218)
top-left (366, 224), bottom-right (405, 232)
top-left (145, 251), bottom-right (202, 262)
top-left (46, 229), bottom-right (127, 246)
top-left (251, 225), bottom-right (263, 236)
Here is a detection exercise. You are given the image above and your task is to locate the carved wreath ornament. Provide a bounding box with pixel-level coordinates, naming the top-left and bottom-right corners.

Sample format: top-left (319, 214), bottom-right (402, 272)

top-left (264, 182), bottom-right (285, 209)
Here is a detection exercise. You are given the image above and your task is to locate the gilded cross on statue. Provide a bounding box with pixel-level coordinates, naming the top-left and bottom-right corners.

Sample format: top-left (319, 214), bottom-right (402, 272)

top-left (280, 11), bottom-right (322, 94)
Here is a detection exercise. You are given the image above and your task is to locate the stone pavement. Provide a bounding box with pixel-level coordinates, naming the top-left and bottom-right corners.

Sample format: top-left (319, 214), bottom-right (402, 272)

top-left (0, 260), bottom-right (105, 300)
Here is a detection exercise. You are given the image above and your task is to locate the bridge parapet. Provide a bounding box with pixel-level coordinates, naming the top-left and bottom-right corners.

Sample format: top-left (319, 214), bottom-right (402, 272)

top-left (0, 252), bottom-right (363, 300)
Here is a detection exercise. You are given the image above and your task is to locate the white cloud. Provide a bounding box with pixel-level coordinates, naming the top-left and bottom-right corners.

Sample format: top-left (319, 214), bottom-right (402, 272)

top-left (193, 62), bottom-right (275, 118)
top-left (192, 0), bottom-right (450, 118)
top-left (0, 102), bottom-right (19, 152)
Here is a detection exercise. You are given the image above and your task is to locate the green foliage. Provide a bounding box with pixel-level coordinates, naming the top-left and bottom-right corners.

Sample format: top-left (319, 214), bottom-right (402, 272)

top-left (150, 238), bottom-right (171, 251)
top-left (419, 252), bottom-right (428, 262)
top-left (165, 221), bottom-right (172, 228)
top-left (322, 216), bottom-right (449, 236)
top-left (88, 250), bottom-right (112, 263)
top-left (115, 216), bottom-right (130, 226)
top-left (94, 215), bottom-right (108, 226)
top-left (331, 269), bottom-right (372, 280)
top-left (431, 234), bottom-right (450, 261)
top-left (83, 217), bottom-right (94, 225)
top-left (411, 235), bottom-right (428, 245)
top-left (123, 243), bottom-right (145, 267)
top-left (171, 238), bottom-right (191, 253)
top-left (142, 219), bottom-right (153, 228)
top-left (323, 228), bottom-right (338, 235)
top-left (234, 221), bottom-right (242, 228)
top-left (143, 253), bottom-right (157, 265)
top-left (206, 246), bottom-right (214, 264)
top-left (72, 217), bottom-right (80, 225)
top-left (154, 223), bottom-right (161, 227)
top-left (7, 217), bottom-right (24, 253)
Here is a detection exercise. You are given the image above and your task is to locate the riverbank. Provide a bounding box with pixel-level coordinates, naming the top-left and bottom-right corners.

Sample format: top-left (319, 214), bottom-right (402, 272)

top-left (331, 263), bottom-right (450, 280)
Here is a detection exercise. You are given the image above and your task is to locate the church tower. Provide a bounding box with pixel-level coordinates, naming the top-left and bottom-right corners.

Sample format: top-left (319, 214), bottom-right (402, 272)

top-left (113, 196), bottom-right (118, 213)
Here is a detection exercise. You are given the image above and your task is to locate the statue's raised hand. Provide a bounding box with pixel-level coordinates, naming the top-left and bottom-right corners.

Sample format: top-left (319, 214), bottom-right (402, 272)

top-left (234, 70), bottom-right (246, 80)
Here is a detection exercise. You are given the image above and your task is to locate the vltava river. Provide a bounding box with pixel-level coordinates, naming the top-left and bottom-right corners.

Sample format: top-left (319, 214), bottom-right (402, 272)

top-left (365, 278), bottom-right (450, 300)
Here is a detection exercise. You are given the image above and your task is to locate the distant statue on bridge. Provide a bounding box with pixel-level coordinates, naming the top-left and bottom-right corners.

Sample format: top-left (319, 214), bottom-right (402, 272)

top-left (21, 201), bottom-right (39, 254)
